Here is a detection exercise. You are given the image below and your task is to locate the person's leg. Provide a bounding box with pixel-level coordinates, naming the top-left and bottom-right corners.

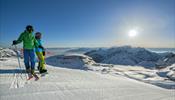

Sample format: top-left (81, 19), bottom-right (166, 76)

top-left (29, 49), bottom-right (36, 74)
top-left (36, 52), bottom-right (41, 70)
top-left (36, 52), bottom-right (46, 73)
top-left (23, 49), bottom-right (30, 72)
top-left (39, 52), bottom-right (45, 69)
top-left (38, 61), bottom-right (41, 70)
top-left (39, 52), bottom-right (46, 70)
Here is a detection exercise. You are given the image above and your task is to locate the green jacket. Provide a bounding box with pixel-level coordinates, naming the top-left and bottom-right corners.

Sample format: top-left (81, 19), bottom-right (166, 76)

top-left (16, 31), bottom-right (39, 49)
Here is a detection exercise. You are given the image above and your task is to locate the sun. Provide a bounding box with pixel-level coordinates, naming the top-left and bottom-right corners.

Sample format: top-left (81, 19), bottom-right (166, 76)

top-left (128, 29), bottom-right (138, 37)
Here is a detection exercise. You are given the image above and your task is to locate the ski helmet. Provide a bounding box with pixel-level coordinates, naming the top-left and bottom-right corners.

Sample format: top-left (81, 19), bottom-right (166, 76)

top-left (35, 32), bottom-right (42, 39)
top-left (26, 25), bottom-right (34, 32)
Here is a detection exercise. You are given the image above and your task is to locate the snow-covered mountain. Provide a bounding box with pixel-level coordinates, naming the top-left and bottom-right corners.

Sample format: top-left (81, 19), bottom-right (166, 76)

top-left (157, 52), bottom-right (175, 68)
top-left (157, 64), bottom-right (175, 81)
top-left (0, 47), bottom-right (16, 58)
top-left (46, 54), bottom-right (96, 69)
top-left (85, 46), bottom-right (175, 68)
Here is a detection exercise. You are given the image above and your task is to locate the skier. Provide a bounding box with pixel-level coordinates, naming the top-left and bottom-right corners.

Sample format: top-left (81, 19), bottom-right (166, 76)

top-left (35, 32), bottom-right (47, 73)
top-left (12, 25), bottom-right (43, 79)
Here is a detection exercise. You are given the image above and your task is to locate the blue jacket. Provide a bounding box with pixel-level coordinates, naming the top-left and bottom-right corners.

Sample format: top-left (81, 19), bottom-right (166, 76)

top-left (35, 39), bottom-right (43, 52)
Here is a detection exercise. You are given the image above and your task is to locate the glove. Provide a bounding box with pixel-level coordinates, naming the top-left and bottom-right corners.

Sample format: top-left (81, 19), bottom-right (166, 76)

top-left (43, 51), bottom-right (45, 56)
top-left (13, 40), bottom-right (18, 45)
top-left (38, 45), bottom-right (44, 50)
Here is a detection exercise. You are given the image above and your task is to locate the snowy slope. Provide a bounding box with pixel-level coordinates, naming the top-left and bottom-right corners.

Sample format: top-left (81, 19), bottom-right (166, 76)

top-left (0, 57), bottom-right (174, 100)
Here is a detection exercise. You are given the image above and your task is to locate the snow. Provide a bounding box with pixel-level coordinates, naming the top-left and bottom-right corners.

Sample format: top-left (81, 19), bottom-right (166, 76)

top-left (160, 64), bottom-right (175, 81)
top-left (46, 54), bottom-right (95, 69)
top-left (0, 48), bottom-right (175, 100)
top-left (157, 52), bottom-right (175, 68)
top-left (1, 57), bottom-right (175, 100)
top-left (45, 53), bottom-right (175, 89)
top-left (85, 46), bottom-right (175, 68)
top-left (0, 48), bottom-right (16, 58)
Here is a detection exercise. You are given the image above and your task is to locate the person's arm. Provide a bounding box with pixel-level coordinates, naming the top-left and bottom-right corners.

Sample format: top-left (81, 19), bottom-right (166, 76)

top-left (13, 32), bottom-right (24, 45)
top-left (38, 39), bottom-right (45, 50)
top-left (33, 37), bottom-right (39, 47)
top-left (16, 32), bottom-right (25, 43)
top-left (40, 40), bottom-right (46, 56)
top-left (33, 37), bottom-right (45, 51)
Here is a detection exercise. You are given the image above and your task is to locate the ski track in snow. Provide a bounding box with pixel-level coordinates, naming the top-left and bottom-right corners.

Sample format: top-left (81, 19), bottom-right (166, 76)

top-left (10, 71), bottom-right (29, 89)
top-left (0, 58), bottom-right (175, 100)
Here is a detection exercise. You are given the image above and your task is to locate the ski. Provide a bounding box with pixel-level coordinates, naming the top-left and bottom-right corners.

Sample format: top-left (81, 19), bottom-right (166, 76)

top-left (27, 73), bottom-right (39, 81)
top-left (32, 73), bottom-right (39, 81)
top-left (27, 73), bottom-right (33, 80)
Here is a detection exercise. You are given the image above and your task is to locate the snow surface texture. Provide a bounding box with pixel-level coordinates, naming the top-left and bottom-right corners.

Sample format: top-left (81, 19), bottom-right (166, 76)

top-left (1, 57), bottom-right (175, 100)
top-left (85, 46), bottom-right (175, 68)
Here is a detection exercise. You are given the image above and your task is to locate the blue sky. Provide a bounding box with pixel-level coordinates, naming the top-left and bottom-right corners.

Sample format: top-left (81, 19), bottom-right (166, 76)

top-left (0, 0), bottom-right (175, 48)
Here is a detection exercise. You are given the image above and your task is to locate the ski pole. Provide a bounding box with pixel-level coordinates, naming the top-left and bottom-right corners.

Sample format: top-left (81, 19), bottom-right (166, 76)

top-left (11, 45), bottom-right (24, 80)
top-left (14, 45), bottom-right (27, 78)
top-left (14, 45), bottom-right (22, 70)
